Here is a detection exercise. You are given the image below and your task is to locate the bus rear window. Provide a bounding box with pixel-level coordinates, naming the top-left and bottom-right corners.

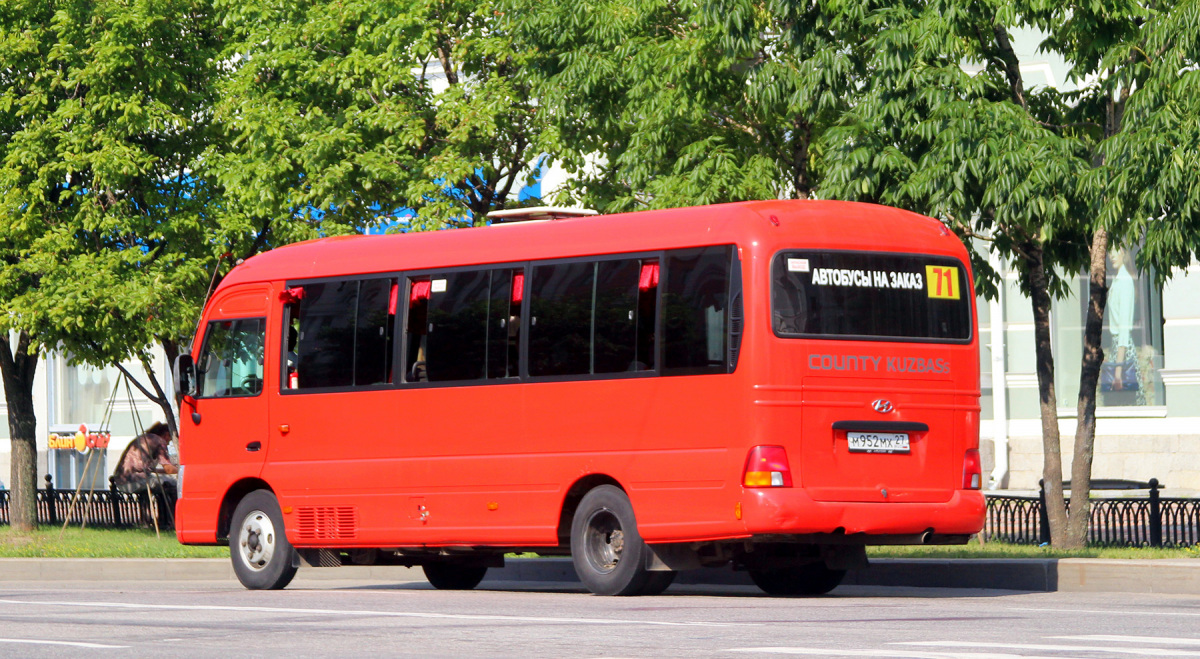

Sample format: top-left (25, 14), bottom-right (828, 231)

top-left (772, 251), bottom-right (972, 342)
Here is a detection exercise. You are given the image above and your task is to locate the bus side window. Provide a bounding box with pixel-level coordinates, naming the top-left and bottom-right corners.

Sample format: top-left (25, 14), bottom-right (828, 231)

top-left (406, 269), bottom-right (521, 383)
top-left (488, 269), bottom-right (523, 379)
top-left (355, 278), bottom-right (395, 386)
top-left (289, 278), bottom-right (395, 390)
top-left (662, 246), bottom-right (732, 375)
top-left (406, 278), bottom-right (431, 381)
top-left (196, 318), bottom-right (266, 398)
top-left (594, 258), bottom-right (648, 373)
top-left (529, 262), bottom-right (593, 376)
top-left (528, 257), bottom-right (651, 377)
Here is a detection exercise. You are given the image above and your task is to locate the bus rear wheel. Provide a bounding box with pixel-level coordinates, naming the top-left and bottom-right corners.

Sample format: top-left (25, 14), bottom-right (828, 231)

top-left (230, 490), bottom-right (298, 590)
top-left (748, 563), bottom-right (846, 596)
top-left (571, 485), bottom-right (667, 596)
top-left (422, 563), bottom-right (488, 590)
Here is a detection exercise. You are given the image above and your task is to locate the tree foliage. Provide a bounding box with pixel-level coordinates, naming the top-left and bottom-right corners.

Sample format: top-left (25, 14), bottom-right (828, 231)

top-left (506, 0), bottom-right (872, 211)
top-left (1101, 0), bottom-right (1200, 272)
top-left (822, 0), bottom-right (1200, 547)
top-left (0, 0), bottom-right (222, 526)
top-left (212, 0), bottom-right (546, 232)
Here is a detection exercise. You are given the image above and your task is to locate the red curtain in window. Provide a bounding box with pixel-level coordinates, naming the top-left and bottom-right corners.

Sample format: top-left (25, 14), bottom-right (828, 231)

top-left (639, 262), bottom-right (659, 291)
top-left (410, 280), bottom-right (431, 303)
top-left (511, 272), bottom-right (525, 303)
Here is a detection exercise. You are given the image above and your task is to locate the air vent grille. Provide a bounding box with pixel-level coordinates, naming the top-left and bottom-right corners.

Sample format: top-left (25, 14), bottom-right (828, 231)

top-left (296, 506), bottom-right (357, 540)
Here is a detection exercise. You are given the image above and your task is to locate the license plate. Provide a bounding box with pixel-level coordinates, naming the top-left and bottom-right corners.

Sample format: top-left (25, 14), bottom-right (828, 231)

top-left (847, 431), bottom-right (910, 454)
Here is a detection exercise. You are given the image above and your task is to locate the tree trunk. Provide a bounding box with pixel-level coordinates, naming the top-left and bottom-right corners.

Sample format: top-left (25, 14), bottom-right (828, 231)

top-left (116, 353), bottom-right (178, 442)
top-left (1021, 241), bottom-right (1068, 545)
top-left (791, 116), bottom-right (811, 199)
top-left (162, 338), bottom-right (181, 439)
top-left (1066, 228), bottom-right (1110, 548)
top-left (0, 331), bottom-right (40, 531)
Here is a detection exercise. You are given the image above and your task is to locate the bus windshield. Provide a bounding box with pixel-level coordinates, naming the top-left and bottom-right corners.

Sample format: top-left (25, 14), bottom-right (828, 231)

top-left (771, 250), bottom-right (972, 342)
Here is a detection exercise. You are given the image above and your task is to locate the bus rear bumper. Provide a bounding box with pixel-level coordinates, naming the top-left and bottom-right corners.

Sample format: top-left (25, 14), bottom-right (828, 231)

top-left (741, 488), bottom-right (986, 539)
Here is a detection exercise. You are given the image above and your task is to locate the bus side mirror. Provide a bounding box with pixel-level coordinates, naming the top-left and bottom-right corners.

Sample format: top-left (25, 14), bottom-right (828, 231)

top-left (174, 352), bottom-right (197, 399)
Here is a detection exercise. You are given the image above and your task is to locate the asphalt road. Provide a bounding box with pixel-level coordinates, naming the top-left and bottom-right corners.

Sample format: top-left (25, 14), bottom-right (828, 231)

top-left (2, 578), bottom-right (1199, 658)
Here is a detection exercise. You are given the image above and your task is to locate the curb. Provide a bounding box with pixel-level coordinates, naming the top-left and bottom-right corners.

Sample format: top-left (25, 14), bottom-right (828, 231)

top-left (2, 557), bottom-right (1199, 594)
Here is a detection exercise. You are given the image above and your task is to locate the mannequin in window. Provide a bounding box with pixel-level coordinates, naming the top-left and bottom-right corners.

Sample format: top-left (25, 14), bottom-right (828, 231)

top-left (1106, 247), bottom-right (1137, 391)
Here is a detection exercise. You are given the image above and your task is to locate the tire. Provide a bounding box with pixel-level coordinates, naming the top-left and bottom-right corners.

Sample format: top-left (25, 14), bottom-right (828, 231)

top-left (423, 563), bottom-right (488, 590)
top-left (748, 563), bottom-right (846, 596)
top-left (570, 485), bottom-right (658, 596)
top-left (230, 490), bottom-right (298, 590)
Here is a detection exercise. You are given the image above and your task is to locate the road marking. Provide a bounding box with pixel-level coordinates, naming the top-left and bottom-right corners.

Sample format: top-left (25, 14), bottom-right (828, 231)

top-left (0, 598), bottom-right (742, 628)
top-left (1015, 607), bottom-right (1200, 618)
top-left (1053, 635), bottom-right (1200, 646)
top-left (0, 638), bottom-right (127, 649)
top-left (726, 648), bottom-right (1075, 659)
top-left (900, 640), bottom-right (1200, 657)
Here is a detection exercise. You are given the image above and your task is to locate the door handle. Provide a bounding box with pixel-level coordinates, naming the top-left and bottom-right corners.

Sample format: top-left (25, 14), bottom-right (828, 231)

top-left (246, 441), bottom-right (261, 452)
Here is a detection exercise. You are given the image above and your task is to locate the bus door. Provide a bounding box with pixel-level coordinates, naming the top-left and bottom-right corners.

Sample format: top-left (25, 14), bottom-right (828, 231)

top-left (263, 277), bottom-right (400, 545)
top-left (181, 285), bottom-right (273, 489)
top-left (770, 251), bottom-right (975, 504)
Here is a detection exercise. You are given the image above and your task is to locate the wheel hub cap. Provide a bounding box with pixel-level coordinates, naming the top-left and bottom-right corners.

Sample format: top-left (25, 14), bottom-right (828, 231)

top-left (585, 509), bottom-right (624, 573)
top-left (238, 510), bottom-right (275, 572)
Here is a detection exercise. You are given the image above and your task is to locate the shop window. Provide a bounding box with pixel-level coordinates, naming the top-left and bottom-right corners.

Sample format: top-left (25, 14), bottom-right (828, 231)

top-left (49, 449), bottom-right (109, 491)
top-left (1096, 246), bottom-right (1164, 407)
top-left (1051, 245), bottom-right (1165, 409)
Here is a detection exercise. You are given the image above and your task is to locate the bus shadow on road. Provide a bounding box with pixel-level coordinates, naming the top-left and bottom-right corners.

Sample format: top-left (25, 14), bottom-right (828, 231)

top-left (326, 582), bottom-right (1038, 599)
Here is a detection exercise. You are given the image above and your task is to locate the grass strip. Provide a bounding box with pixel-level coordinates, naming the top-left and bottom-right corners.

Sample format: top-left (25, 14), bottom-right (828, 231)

top-left (0, 527), bottom-right (226, 559)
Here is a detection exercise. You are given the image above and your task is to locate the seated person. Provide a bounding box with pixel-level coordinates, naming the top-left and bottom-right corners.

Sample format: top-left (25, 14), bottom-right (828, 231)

top-left (113, 422), bottom-right (179, 528)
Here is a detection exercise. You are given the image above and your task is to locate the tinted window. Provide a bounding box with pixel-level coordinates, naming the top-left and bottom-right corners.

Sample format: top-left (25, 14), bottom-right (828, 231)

top-left (529, 262), bottom-right (593, 376)
top-left (593, 259), bottom-right (641, 373)
top-left (406, 269), bottom-right (523, 382)
top-left (529, 258), bottom-right (657, 377)
top-left (197, 318), bottom-right (266, 397)
top-left (771, 251), bottom-right (972, 341)
top-left (663, 247), bottom-right (732, 375)
top-left (427, 271), bottom-right (490, 381)
top-left (356, 278), bottom-right (396, 386)
top-left (488, 270), bottom-right (523, 379)
top-left (292, 278), bottom-right (396, 389)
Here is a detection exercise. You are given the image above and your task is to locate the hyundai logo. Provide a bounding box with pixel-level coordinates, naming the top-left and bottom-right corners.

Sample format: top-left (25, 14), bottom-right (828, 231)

top-left (871, 399), bottom-right (894, 414)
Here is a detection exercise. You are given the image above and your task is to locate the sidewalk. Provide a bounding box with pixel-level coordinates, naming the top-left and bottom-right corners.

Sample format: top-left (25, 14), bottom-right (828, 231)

top-left (2, 557), bottom-right (1198, 594)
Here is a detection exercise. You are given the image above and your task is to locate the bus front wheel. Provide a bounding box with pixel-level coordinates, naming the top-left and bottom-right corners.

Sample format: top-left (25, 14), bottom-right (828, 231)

top-left (230, 490), bottom-right (298, 590)
top-left (748, 563), bottom-right (846, 596)
top-left (570, 485), bottom-right (667, 596)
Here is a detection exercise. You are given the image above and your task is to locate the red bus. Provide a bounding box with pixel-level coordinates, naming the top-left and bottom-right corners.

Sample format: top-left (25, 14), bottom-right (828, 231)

top-left (173, 200), bottom-right (985, 596)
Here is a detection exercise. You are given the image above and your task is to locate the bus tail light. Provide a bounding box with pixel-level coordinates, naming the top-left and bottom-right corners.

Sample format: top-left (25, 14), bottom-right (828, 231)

top-left (743, 445), bottom-right (793, 488)
top-left (963, 449), bottom-right (982, 490)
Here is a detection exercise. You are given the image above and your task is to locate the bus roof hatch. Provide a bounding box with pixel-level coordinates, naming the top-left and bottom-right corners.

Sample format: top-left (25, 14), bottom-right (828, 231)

top-left (486, 206), bottom-right (599, 223)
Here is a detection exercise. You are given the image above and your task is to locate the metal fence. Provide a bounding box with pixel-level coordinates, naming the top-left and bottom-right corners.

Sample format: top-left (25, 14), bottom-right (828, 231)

top-left (985, 479), bottom-right (1200, 547)
top-left (0, 475), bottom-right (170, 529)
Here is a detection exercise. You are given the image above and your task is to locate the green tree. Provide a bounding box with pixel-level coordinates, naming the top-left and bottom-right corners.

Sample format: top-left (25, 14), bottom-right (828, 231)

top-left (823, 0), bottom-right (1200, 547)
top-left (211, 0), bottom-right (546, 232)
top-left (0, 0), bottom-right (223, 529)
top-left (505, 0), bottom-right (871, 211)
